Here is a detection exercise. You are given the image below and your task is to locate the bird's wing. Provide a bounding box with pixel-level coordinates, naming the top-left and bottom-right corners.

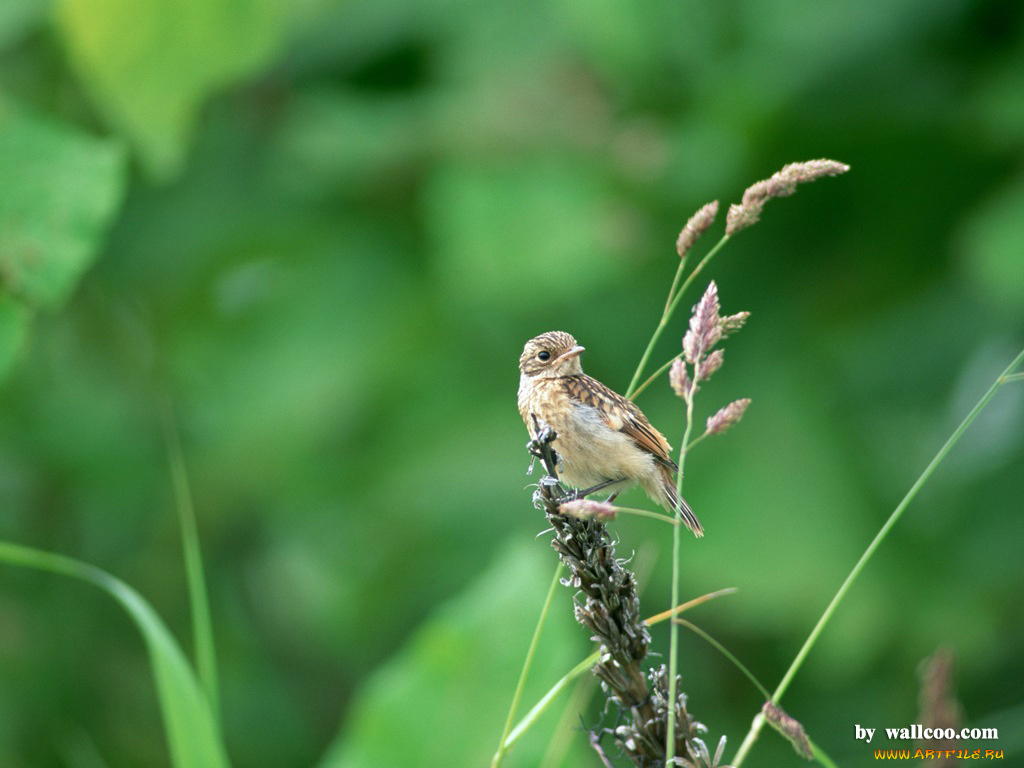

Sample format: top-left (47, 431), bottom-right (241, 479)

top-left (567, 375), bottom-right (679, 471)
top-left (622, 413), bottom-right (679, 471)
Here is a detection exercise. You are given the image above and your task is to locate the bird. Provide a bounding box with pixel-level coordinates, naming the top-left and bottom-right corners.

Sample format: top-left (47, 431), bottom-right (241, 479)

top-left (518, 331), bottom-right (703, 537)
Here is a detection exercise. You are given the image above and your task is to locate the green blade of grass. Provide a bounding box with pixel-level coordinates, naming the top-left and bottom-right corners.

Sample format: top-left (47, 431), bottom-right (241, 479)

top-left (673, 618), bottom-right (770, 700)
top-left (732, 346), bottom-right (1024, 766)
top-left (492, 562), bottom-right (564, 767)
top-left (0, 541), bottom-right (231, 768)
top-left (502, 650), bottom-right (602, 753)
top-left (162, 399), bottom-right (219, 720)
top-left (625, 234), bottom-right (729, 399)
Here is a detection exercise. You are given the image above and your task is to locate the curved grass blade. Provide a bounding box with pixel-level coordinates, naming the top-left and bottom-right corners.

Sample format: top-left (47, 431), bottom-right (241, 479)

top-left (732, 346), bottom-right (1024, 766)
top-left (162, 399), bottom-right (219, 719)
top-left (0, 541), bottom-right (230, 768)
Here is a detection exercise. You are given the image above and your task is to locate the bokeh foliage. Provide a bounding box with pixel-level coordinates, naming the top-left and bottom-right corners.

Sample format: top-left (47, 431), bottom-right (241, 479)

top-left (1, 0), bottom-right (1022, 766)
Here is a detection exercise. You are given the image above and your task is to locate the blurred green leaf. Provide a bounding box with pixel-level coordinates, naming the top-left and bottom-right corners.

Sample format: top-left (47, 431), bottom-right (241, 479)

top-left (275, 89), bottom-right (430, 194)
top-left (318, 541), bottom-right (587, 768)
top-left (0, 541), bottom-right (231, 768)
top-left (958, 174), bottom-right (1024, 319)
top-left (426, 158), bottom-right (631, 311)
top-left (684, 356), bottom-right (875, 656)
top-left (972, 62), bottom-right (1024, 151)
top-left (0, 97), bottom-right (126, 309)
top-left (55, 0), bottom-right (290, 178)
top-left (0, 0), bottom-right (46, 51)
top-left (0, 295), bottom-right (29, 380)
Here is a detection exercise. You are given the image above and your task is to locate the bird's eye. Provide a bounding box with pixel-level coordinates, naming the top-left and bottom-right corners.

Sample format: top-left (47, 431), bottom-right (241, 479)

top-left (537, 350), bottom-right (551, 362)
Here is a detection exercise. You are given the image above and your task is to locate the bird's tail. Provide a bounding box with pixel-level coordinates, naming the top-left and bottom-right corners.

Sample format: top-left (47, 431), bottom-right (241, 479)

top-left (658, 466), bottom-right (704, 538)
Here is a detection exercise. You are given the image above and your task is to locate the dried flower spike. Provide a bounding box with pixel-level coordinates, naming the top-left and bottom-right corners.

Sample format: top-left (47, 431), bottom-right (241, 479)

top-left (762, 701), bottom-right (813, 761)
top-left (676, 201), bottom-right (719, 259)
top-left (677, 283), bottom-right (749, 399)
top-left (726, 158), bottom-right (849, 236)
top-left (698, 349), bottom-right (724, 382)
top-left (705, 398), bottom-right (751, 436)
top-left (670, 358), bottom-right (690, 398)
top-left (916, 647), bottom-right (962, 759)
top-left (529, 425), bottom-right (704, 764)
top-left (683, 281), bottom-right (722, 364)
top-left (767, 159), bottom-right (851, 197)
top-left (725, 202), bottom-right (760, 237)
top-left (682, 734), bottom-right (733, 768)
top-left (719, 311), bottom-right (750, 337)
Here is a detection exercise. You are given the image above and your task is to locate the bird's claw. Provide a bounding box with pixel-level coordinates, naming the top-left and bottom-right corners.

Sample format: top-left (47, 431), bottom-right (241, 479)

top-left (532, 474), bottom-right (570, 510)
top-left (527, 423), bottom-right (556, 457)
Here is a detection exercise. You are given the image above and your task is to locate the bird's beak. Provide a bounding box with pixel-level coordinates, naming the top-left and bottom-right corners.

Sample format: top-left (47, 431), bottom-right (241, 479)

top-left (556, 345), bottom-right (585, 362)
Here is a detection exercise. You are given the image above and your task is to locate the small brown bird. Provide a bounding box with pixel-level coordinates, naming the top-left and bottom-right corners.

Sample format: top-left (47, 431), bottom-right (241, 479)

top-left (518, 331), bottom-right (703, 537)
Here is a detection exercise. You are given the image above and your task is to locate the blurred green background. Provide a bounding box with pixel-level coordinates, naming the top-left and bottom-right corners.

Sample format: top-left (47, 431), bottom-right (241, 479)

top-left (1, 0), bottom-right (1023, 766)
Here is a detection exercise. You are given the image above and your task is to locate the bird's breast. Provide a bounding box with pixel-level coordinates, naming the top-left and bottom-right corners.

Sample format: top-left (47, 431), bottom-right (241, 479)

top-left (519, 377), bottom-right (654, 489)
top-left (518, 376), bottom-right (574, 434)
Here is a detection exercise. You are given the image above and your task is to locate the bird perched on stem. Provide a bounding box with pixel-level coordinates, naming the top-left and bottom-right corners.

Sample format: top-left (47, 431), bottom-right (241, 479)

top-left (518, 331), bottom-right (703, 537)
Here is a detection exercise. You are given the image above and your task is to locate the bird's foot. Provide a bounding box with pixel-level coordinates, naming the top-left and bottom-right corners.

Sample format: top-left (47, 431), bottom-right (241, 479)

top-left (526, 420), bottom-right (557, 457)
top-left (573, 478), bottom-right (623, 499)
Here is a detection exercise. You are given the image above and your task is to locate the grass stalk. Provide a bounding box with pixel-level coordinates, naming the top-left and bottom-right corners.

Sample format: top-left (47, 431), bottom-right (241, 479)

top-left (492, 562), bottom-right (564, 767)
top-left (673, 618), bottom-right (770, 700)
top-left (630, 352), bottom-right (683, 401)
top-left (539, 672), bottom-right (597, 768)
top-left (665, 376), bottom-right (699, 763)
top-left (643, 587), bottom-right (737, 626)
top-left (665, 512), bottom-right (684, 763)
top-left (627, 258), bottom-right (688, 398)
top-left (0, 541), bottom-right (230, 767)
top-left (503, 650), bottom-right (601, 754)
top-left (161, 400), bottom-right (220, 721)
top-left (732, 347), bottom-right (1024, 766)
top-left (626, 235), bottom-right (729, 399)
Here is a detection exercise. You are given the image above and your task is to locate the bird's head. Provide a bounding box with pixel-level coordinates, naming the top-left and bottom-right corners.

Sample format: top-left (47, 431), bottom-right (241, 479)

top-left (519, 331), bottom-right (585, 378)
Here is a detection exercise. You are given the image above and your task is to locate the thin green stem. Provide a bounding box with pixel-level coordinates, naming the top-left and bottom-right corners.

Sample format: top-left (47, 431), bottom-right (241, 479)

top-left (0, 541), bottom-right (231, 767)
top-left (161, 399), bottom-right (219, 721)
top-left (626, 235), bottom-right (730, 399)
top-left (644, 587), bottom-right (738, 626)
top-left (627, 236), bottom-right (733, 763)
top-left (630, 352), bottom-right (683, 401)
top-left (665, 508), bottom-right (684, 763)
top-left (666, 378), bottom-right (699, 763)
top-left (493, 562), bottom-right (564, 767)
top-left (683, 429), bottom-right (710, 454)
top-left (627, 258), bottom-right (687, 398)
top-left (809, 739), bottom-right (840, 768)
top-left (503, 650), bottom-right (601, 754)
top-left (665, 235), bottom-right (730, 333)
top-left (664, 254), bottom-right (688, 317)
top-left (627, 326), bottom-right (668, 400)
top-left (539, 671), bottom-right (597, 768)
top-left (673, 618), bottom-right (770, 700)
top-left (732, 347), bottom-right (1024, 767)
